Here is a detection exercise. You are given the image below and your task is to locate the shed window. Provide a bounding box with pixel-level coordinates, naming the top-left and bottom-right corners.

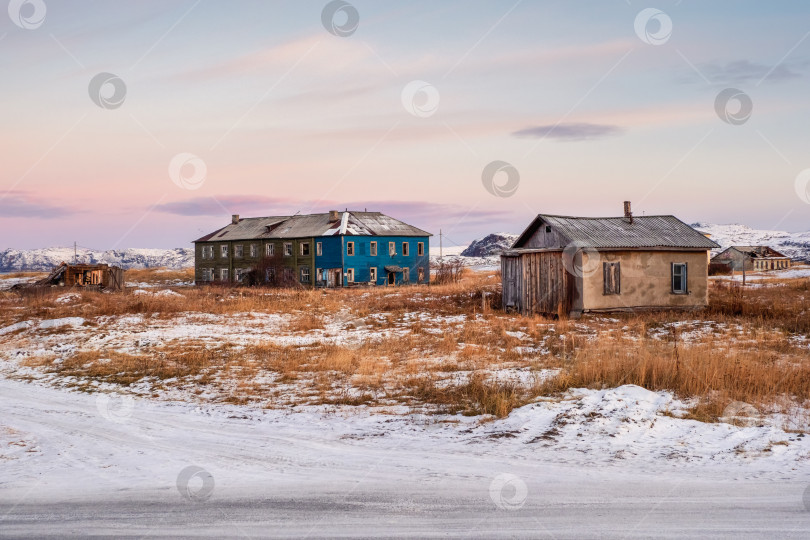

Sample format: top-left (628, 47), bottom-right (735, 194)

top-left (603, 262), bottom-right (620, 295)
top-left (417, 242), bottom-right (424, 256)
top-left (346, 242), bottom-right (354, 256)
top-left (300, 242), bottom-right (310, 256)
top-left (266, 243), bottom-right (274, 257)
top-left (283, 243), bottom-right (292, 256)
top-left (402, 242), bottom-right (409, 256)
top-left (234, 245), bottom-right (243, 258)
top-left (316, 242), bottom-right (322, 256)
top-left (672, 263), bottom-right (687, 294)
top-left (370, 241), bottom-right (377, 256)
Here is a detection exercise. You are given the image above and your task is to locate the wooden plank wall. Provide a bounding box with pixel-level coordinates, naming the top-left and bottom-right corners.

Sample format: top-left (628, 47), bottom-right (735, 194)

top-left (502, 251), bottom-right (570, 316)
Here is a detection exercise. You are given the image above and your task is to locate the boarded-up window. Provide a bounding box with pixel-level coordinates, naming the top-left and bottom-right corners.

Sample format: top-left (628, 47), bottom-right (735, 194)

top-left (603, 262), bottom-right (620, 295)
top-left (672, 263), bottom-right (687, 294)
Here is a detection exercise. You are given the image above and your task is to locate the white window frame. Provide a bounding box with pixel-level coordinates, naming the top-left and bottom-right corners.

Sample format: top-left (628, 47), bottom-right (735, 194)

top-left (220, 268), bottom-right (229, 281)
top-left (402, 242), bottom-right (409, 256)
top-left (300, 266), bottom-right (310, 283)
top-left (316, 242), bottom-right (322, 256)
top-left (220, 245), bottom-right (228, 258)
top-left (389, 242), bottom-right (396, 256)
top-left (417, 242), bottom-right (424, 256)
top-left (300, 242), bottom-right (310, 256)
top-left (234, 244), bottom-right (243, 258)
top-left (369, 267), bottom-right (377, 282)
top-left (266, 243), bottom-right (275, 257)
top-left (250, 244), bottom-right (257, 257)
top-left (347, 268), bottom-right (354, 282)
top-left (283, 243), bottom-right (293, 257)
top-left (235, 268), bottom-right (246, 283)
top-left (370, 241), bottom-right (377, 256)
top-left (202, 245), bottom-right (213, 259)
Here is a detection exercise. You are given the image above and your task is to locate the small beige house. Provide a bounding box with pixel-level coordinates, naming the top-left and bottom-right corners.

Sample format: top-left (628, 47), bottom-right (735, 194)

top-left (501, 203), bottom-right (719, 317)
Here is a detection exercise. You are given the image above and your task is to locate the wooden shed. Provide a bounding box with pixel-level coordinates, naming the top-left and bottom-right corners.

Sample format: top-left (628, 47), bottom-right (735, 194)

top-left (502, 203), bottom-right (719, 318)
top-left (33, 263), bottom-right (125, 291)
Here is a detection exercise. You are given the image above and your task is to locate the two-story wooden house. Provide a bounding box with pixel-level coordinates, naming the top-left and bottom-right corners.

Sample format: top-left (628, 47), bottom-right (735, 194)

top-left (193, 211), bottom-right (431, 287)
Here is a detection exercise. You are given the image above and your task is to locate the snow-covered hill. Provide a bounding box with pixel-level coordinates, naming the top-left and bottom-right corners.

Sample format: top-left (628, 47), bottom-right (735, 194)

top-left (460, 233), bottom-right (518, 257)
top-left (692, 223), bottom-right (810, 261)
top-left (0, 247), bottom-right (194, 272)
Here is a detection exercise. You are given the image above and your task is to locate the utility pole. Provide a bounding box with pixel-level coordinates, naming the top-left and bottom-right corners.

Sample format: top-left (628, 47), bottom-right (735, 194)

top-left (439, 229), bottom-right (443, 260)
top-left (74, 241), bottom-right (77, 264)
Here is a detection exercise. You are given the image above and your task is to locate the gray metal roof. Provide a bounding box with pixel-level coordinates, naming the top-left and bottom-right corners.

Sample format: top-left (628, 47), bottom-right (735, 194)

top-left (514, 214), bottom-right (720, 250)
top-left (194, 211), bottom-right (431, 242)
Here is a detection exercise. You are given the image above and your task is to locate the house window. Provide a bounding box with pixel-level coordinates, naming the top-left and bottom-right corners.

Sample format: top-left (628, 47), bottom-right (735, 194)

top-left (283, 243), bottom-right (292, 256)
top-left (672, 263), bottom-right (688, 294)
top-left (266, 268), bottom-right (275, 282)
top-left (417, 242), bottom-right (424, 256)
top-left (220, 268), bottom-right (229, 281)
top-left (220, 245), bottom-right (228, 258)
top-left (235, 268), bottom-right (246, 282)
top-left (369, 267), bottom-right (377, 282)
top-left (250, 244), bottom-right (257, 257)
top-left (266, 243), bottom-right (275, 257)
top-left (389, 242), bottom-right (396, 256)
top-left (316, 242), bottom-right (322, 256)
top-left (300, 242), bottom-right (310, 256)
top-left (402, 242), bottom-right (409, 256)
top-left (201, 268), bottom-right (212, 281)
top-left (370, 241), bottom-right (377, 256)
top-left (603, 262), bottom-right (620, 295)
top-left (347, 268), bottom-right (354, 282)
top-left (234, 245), bottom-right (243, 258)
top-left (346, 242), bottom-right (354, 256)
top-left (403, 267), bottom-right (410, 282)
top-left (317, 268), bottom-right (323, 282)
top-left (283, 267), bottom-right (293, 281)
top-left (300, 266), bottom-right (310, 283)
top-left (417, 267), bottom-right (425, 282)
top-left (202, 245), bottom-right (213, 259)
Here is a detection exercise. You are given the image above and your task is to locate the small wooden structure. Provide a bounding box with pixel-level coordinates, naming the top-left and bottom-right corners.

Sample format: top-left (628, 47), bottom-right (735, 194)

top-left (32, 262), bottom-right (124, 291)
top-left (502, 203), bottom-right (719, 317)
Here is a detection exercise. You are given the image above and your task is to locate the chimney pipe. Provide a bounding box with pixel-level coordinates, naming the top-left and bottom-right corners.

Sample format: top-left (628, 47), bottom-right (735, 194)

top-left (329, 210), bottom-right (339, 222)
top-left (623, 201), bottom-right (633, 224)
top-left (232, 214), bottom-right (240, 225)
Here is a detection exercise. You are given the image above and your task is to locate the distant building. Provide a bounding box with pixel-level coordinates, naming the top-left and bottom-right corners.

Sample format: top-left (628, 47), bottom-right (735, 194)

top-left (501, 202), bottom-right (719, 317)
top-left (193, 211), bottom-right (431, 287)
top-left (711, 246), bottom-right (791, 272)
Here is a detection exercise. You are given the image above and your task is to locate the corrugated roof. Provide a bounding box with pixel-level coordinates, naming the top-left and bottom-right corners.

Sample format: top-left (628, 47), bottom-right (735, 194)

top-left (193, 212), bottom-right (431, 242)
top-left (514, 214), bottom-right (720, 250)
top-left (728, 246), bottom-right (789, 258)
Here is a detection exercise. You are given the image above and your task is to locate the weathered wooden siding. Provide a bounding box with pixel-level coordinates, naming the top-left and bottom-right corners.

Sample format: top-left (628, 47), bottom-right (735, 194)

top-left (502, 251), bottom-right (572, 316)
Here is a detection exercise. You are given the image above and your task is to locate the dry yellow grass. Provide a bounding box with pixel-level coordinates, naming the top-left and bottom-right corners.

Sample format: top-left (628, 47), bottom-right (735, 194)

top-left (4, 267), bottom-right (810, 424)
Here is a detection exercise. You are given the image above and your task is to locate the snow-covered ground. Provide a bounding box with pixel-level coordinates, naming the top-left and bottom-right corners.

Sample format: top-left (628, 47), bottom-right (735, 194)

top-left (1, 376), bottom-right (809, 538)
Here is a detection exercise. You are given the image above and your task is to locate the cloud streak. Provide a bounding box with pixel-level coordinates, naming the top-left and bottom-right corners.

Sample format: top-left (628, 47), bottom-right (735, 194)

top-left (0, 191), bottom-right (80, 219)
top-left (511, 122), bottom-right (623, 141)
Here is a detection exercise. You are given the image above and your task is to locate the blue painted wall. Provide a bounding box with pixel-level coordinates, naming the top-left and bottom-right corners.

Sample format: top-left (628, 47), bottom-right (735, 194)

top-left (314, 235), bottom-right (430, 286)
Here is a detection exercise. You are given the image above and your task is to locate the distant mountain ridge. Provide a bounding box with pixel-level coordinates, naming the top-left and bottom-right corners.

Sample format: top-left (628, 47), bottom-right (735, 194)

top-left (460, 233), bottom-right (518, 257)
top-left (691, 223), bottom-right (810, 262)
top-left (0, 247), bottom-right (194, 272)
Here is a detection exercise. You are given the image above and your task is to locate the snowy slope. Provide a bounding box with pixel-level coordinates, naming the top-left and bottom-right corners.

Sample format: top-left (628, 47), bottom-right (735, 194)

top-left (693, 223), bottom-right (810, 261)
top-left (0, 247), bottom-right (194, 272)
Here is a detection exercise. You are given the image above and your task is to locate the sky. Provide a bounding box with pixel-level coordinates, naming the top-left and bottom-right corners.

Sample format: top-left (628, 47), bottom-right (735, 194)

top-left (1, 0), bottom-right (809, 250)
